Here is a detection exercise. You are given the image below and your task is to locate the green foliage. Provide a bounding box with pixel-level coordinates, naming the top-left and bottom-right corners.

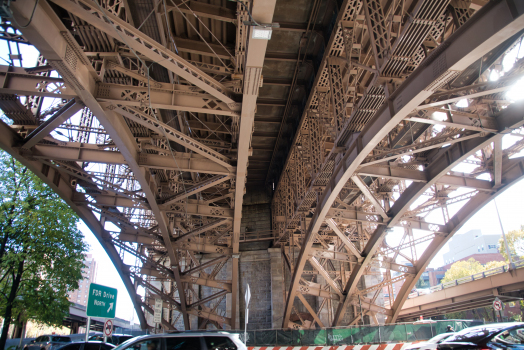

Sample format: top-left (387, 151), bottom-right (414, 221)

top-left (0, 151), bottom-right (88, 327)
top-left (441, 258), bottom-right (485, 283)
top-left (441, 258), bottom-right (507, 283)
top-left (498, 226), bottom-right (524, 262)
top-left (484, 260), bottom-right (506, 270)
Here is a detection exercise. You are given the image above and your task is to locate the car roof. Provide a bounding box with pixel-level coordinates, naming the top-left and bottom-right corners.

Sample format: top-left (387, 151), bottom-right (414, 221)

top-left (129, 332), bottom-right (237, 342)
top-left (457, 322), bottom-right (524, 332)
top-left (44, 335), bottom-right (70, 337)
top-left (70, 341), bottom-right (113, 344)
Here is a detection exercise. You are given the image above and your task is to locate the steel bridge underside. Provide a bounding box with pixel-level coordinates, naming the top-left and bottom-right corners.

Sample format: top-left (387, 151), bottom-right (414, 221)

top-left (0, 0), bottom-right (523, 331)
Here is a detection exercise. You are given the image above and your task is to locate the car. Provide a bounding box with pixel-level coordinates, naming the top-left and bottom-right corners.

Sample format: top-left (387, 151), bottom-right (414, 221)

top-left (111, 332), bottom-right (246, 350)
top-left (89, 334), bottom-right (135, 345)
top-left (438, 322), bottom-right (524, 350)
top-left (24, 336), bottom-right (72, 350)
top-left (56, 341), bottom-right (115, 350)
top-left (405, 333), bottom-right (456, 350)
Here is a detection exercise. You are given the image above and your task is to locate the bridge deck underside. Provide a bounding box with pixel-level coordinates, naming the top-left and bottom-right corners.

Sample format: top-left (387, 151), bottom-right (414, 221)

top-left (0, 0), bottom-right (524, 331)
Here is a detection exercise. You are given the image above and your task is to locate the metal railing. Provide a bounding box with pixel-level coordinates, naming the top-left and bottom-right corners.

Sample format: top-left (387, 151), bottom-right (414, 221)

top-left (409, 260), bottom-right (524, 299)
top-left (383, 260), bottom-right (524, 308)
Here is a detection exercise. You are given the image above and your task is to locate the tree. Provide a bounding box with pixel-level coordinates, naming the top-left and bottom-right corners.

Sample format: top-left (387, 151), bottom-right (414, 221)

top-left (441, 258), bottom-right (485, 283)
top-left (442, 258), bottom-right (506, 283)
top-left (498, 226), bottom-right (524, 262)
top-left (0, 151), bottom-right (88, 349)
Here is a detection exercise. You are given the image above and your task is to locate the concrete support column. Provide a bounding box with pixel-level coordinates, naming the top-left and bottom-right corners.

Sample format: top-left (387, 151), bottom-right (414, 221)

top-left (269, 248), bottom-right (284, 329)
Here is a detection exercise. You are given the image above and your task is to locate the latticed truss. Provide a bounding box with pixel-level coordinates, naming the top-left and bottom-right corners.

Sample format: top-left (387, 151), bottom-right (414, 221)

top-left (271, 0), bottom-right (524, 329)
top-left (0, 0), bottom-right (276, 331)
top-left (1, 0), bottom-right (524, 332)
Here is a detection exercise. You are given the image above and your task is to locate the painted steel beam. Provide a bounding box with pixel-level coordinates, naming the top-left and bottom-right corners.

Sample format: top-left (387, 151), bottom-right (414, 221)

top-left (49, 0), bottom-right (236, 107)
top-left (23, 98), bottom-right (84, 149)
top-left (182, 256), bottom-right (229, 276)
top-left (400, 270), bottom-right (524, 316)
top-left (162, 202), bottom-right (233, 219)
top-left (325, 219), bottom-right (362, 259)
top-left (230, 0), bottom-right (277, 330)
top-left (111, 104), bottom-right (233, 169)
top-left (173, 240), bottom-right (233, 255)
top-left (0, 65), bottom-right (76, 98)
top-left (30, 143), bottom-right (233, 175)
top-left (388, 155), bottom-right (524, 323)
top-left (9, 0), bottom-right (192, 328)
top-left (175, 219), bottom-right (231, 242)
top-left (162, 176), bottom-right (232, 206)
top-left (357, 165), bottom-right (494, 191)
top-left (351, 175), bottom-right (388, 219)
top-left (283, 0), bottom-right (524, 328)
top-left (97, 84), bottom-right (239, 117)
top-left (163, 1), bottom-right (236, 23)
top-left (180, 275), bottom-right (232, 292)
top-left (189, 290), bottom-right (229, 308)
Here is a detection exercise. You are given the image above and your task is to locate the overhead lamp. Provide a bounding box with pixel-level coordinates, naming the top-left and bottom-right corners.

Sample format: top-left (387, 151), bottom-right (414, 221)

top-left (252, 26), bottom-right (273, 40)
top-left (243, 21), bottom-right (279, 40)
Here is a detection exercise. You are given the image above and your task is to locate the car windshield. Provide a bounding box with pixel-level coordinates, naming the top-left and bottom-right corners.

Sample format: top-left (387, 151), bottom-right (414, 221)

top-left (52, 337), bottom-right (71, 342)
top-left (445, 325), bottom-right (508, 343)
top-left (427, 333), bottom-right (454, 344)
top-left (112, 337), bottom-right (144, 350)
top-left (117, 337), bottom-right (134, 344)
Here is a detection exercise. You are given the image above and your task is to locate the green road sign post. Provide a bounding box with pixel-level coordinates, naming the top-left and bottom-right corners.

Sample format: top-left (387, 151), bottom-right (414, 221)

top-left (85, 283), bottom-right (118, 341)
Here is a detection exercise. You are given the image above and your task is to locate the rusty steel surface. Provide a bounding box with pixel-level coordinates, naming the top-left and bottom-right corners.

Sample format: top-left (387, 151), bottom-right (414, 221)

top-left (0, 0), bottom-right (524, 331)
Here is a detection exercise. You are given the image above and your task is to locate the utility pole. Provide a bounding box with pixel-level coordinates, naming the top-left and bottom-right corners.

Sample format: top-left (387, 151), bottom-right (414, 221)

top-left (494, 199), bottom-right (515, 269)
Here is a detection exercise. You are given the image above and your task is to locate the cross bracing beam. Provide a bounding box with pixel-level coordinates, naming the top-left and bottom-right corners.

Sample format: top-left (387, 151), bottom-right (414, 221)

top-left (281, 0), bottom-right (524, 328)
top-left (23, 99), bottom-right (85, 149)
top-left (97, 84), bottom-right (239, 117)
top-left (0, 66), bottom-right (77, 98)
top-left (174, 219), bottom-right (231, 242)
top-left (7, 0), bottom-right (196, 328)
top-left (49, 0), bottom-right (236, 108)
top-left (29, 143), bottom-right (233, 175)
top-left (356, 165), bottom-right (494, 191)
top-left (107, 105), bottom-right (233, 170)
top-left (387, 106), bottom-right (524, 323)
top-left (333, 100), bottom-right (524, 325)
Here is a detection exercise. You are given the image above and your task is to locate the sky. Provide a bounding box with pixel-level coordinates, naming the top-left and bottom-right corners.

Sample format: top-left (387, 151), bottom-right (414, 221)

top-left (1, 33), bottom-right (523, 324)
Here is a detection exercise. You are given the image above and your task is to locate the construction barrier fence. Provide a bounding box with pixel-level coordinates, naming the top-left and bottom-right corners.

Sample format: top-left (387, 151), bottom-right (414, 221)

top-left (231, 320), bottom-right (485, 346)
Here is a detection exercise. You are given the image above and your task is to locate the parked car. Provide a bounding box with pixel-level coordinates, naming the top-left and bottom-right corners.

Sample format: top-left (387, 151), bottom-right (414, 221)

top-left (24, 336), bottom-right (72, 350)
top-left (405, 333), bottom-right (456, 350)
top-left (89, 334), bottom-right (135, 346)
top-left (111, 332), bottom-right (245, 350)
top-left (56, 341), bottom-right (115, 350)
top-left (438, 322), bottom-right (524, 350)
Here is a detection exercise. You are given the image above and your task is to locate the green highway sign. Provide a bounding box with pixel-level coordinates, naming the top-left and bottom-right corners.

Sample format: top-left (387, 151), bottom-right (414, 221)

top-left (86, 283), bottom-right (118, 318)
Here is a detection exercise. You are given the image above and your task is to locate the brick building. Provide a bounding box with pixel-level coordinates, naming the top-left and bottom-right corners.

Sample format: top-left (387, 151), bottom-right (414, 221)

top-left (68, 254), bottom-right (98, 306)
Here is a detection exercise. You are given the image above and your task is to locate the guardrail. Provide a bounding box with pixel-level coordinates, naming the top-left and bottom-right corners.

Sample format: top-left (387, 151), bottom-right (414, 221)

top-left (408, 259), bottom-right (524, 299)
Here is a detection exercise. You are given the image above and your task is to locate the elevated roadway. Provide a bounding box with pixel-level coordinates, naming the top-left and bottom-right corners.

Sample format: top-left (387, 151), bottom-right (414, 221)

top-left (397, 261), bottom-right (524, 321)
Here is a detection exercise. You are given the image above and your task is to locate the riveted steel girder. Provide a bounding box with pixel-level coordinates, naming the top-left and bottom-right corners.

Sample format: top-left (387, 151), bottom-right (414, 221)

top-left (282, 0), bottom-right (524, 328)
